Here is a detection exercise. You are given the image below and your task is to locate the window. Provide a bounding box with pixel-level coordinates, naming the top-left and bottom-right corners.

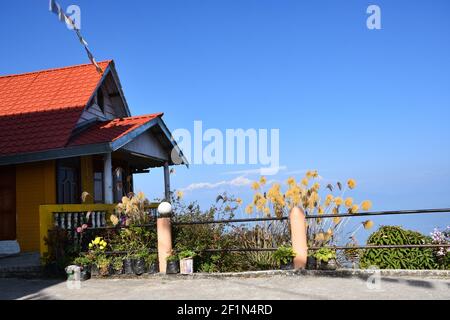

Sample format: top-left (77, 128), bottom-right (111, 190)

top-left (57, 157), bottom-right (81, 204)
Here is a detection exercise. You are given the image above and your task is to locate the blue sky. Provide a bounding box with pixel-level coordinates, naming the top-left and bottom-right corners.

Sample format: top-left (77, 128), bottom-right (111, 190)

top-left (1, 0), bottom-right (449, 240)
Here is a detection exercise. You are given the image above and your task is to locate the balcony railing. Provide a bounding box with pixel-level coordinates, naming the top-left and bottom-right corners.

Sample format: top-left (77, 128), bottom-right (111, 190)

top-left (39, 202), bottom-right (160, 256)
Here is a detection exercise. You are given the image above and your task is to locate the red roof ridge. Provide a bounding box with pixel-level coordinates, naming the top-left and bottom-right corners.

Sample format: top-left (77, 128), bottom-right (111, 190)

top-left (0, 60), bottom-right (112, 79)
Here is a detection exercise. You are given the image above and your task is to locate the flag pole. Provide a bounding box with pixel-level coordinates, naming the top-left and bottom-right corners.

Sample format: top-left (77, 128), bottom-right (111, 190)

top-left (48, 0), bottom-right (103, 74)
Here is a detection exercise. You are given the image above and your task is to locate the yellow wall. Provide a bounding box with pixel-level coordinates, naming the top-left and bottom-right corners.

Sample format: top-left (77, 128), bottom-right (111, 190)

top-left (16, 161), bottom-right (56, 252)
top-left (80, 156), bottom-right (94, 203)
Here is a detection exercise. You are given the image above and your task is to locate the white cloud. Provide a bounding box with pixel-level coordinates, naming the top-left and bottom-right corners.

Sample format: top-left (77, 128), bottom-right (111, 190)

top-left (181, 176), bottom-right (253, 192)
top-left (223, 166), bottom-right (287, 176)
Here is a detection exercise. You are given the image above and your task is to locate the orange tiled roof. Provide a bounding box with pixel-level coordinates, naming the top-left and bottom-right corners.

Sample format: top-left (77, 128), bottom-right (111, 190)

top-left (68, 114), bottom-right (163, 147)
top-left (0, 61), bottom-right (111, 156)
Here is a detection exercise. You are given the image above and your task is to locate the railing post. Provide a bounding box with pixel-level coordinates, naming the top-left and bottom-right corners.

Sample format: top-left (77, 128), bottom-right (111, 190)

top-left (289, 207), bottom-right (308, 269)
top-left (157, 216), bottom-right (172, 273)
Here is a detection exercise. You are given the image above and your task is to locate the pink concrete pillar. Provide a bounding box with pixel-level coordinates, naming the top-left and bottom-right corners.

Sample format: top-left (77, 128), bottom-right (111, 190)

top-left (157, 217), bottom-right (173, 273)
top-left (289, 207), bottom-right (308, 269)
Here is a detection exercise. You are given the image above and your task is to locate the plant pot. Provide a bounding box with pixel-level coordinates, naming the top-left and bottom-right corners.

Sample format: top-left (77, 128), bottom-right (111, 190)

top-left (320, 258), bottom-right (337, 270)
top-left (112, 267), bottom-right (123, 275)
top-left (90, 264), bottom-right (100, 276)
top-left (132, 258), bottom-right (146, 275)
top-left (99, 265), bottom-right (111, 277)
top-left (147, 262), bottom-right (159, 274)
top-left (280, 258), bottom-right (294, 270)
top-left (307, 257), bottom-right (317, 270)
top-left (123, 258), bottom-right (134, 275)
top-left (80, 267), bottom-right (91, 281)
top-left (180, 258), bottom-right (194, 274)
top-left (166, 260), bottom-right (180, 274)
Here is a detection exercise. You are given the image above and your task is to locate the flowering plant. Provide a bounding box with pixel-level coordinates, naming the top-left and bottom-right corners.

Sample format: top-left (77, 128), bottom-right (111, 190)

top-left (89, 237), bottom-right (108, 252)
top-left (246, 170), bottom-right (375, 248)
top-left (430, 227), bottom-right (450, 269)
top-left (111, 192), bottom-right (150, 226)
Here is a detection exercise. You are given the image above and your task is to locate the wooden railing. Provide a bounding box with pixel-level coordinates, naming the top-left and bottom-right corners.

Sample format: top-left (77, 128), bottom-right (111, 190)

top-left (39, 203), bottom-right (160, 256)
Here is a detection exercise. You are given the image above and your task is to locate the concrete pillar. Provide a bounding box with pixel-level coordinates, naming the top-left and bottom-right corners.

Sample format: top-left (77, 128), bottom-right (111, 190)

top-left (289, 207), bottom-right (308, 269)
top-left (103, 153), bottom-right (113, 204)
top-left (163, 161), bottom-right (171, 202)
top-left (157, 217), bottom-right (172, 273)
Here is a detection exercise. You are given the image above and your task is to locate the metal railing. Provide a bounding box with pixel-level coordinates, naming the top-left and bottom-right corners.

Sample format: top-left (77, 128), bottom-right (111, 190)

top-left (172, 208), bottom-right (450, 252)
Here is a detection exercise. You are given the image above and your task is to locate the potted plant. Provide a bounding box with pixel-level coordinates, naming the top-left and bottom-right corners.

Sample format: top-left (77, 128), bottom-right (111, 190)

top-left (178, 250), bottom-right (196, 274)
top-left (166, 252), bottom-right (180, 274)
top-left (123, 253), bottom-right (134, 275)
top-left (87, 237), bottom-right (108, 276)
top-left (111, 256), bottom-right (124, 275)
top-left (73, 255), bottom-right (92, 281)
top-left (306, 253), bottom-right (318, 270)
top-left (146, 253), bottom-right (159, 274)
top-left (272, 245), bottom-right (296, 270)
top-left (314, 248), bottom-right (337, 270)
top-left (97, 255), bottom-right (112, 277)
top-left (132, 249), bottom-right (148, 275)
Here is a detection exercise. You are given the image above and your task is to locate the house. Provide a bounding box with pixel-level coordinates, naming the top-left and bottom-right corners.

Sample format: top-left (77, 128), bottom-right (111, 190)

top-left (0, 60), bottom-right (187, 254)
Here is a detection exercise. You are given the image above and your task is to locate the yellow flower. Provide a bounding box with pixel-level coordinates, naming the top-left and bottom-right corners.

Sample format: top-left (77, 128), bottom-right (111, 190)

top-left (301, 178), bottom-right (309, 186)
top-left (333, 217), bottom-right (341, 224)
top-left (136, 191), bottom-right (146, 201)
top-left (318, 206), bottom-right (324, 215)
top-left (312, 182), bottom-right (320, 191)
top-left (334, 197), bottom-right (343, 206)
top-left (361, 200), bottom-right (372, 211)
top-left (99, 246), bottom-right (105, 250)
top-left (88, 243), bottom-right (93, 249)
top-left (350, 204), bottom-right (359, 214)
top-left (363, 220), bottom-right (374, 230)
top-left (347, 179), bottom-right (356, 189)
top-left (315, 233), bottom-right (325, 241)
top-left (236, 198), bottom-right (243, 206)
top-left (101, 241), bottom-right (107, 247)
top-left (306, 170), bottom-right (313, 179)
top-left (286, 177), bottom-right (296, 187)
top-left (311, 170), bottom-right (319, 178)
top-left (253, 192), bottom-right (264, 205)
top-left (325, 194), bottom-right (334, 206)
top-left (263, 207), bottom-right (270, 216)
top-left (324, 228), bottom-right (333, 241)
top-left (344, 197), bottom-right (353, 208)
top-left (94, 237), bottom-right (101, 245)
top-left (245, 205), bottom-right (254, 214)
top-left (251, 182), bottom-right (260, 190)
top-left (176, 190), bottom-right (184, 199)
top-left (110, 214), bottom-right (119, 226)
top-left (259, 176), bottom-right (267, 186)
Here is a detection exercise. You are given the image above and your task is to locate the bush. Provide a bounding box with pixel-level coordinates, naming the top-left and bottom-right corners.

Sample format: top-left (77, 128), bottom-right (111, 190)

top-left (272, 245), bottom-right (295, 265)
top-left (360, 226), bottom-right (437, 269)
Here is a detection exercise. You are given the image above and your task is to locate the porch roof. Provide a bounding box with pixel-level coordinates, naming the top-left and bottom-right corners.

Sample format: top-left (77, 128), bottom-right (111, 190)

top-left (68, 113), bottom-right (163, 147)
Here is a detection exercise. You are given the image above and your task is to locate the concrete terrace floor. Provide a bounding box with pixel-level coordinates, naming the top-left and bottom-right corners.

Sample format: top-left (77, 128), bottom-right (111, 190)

top-left (1, 273), bottom-right (449, 300)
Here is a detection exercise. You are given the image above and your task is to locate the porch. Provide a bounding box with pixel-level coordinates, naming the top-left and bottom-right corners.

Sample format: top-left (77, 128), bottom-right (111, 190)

top-left (0, 115), bottom-right (187, 255)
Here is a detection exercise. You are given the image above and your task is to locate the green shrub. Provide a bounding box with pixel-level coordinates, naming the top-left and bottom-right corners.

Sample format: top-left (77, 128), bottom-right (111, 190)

top-left (314, 248), bottom-right (336, 263)
top-left (179, 250), bottom-right (196, 260)
top-left (360, 226), bottom-right (437, 269)
top-left (272, 245), bottom-right (295, 265)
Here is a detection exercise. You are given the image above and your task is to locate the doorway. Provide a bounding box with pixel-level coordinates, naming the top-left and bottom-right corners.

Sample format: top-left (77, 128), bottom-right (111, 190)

top-left (0, 166), bottom-right (16, 240)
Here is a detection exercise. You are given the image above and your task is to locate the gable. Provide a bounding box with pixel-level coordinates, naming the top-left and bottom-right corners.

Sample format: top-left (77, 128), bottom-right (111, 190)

top-left (122, 131), bottom-right (169, 161)
top-left (77, 69), bottom-right (130, 125)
